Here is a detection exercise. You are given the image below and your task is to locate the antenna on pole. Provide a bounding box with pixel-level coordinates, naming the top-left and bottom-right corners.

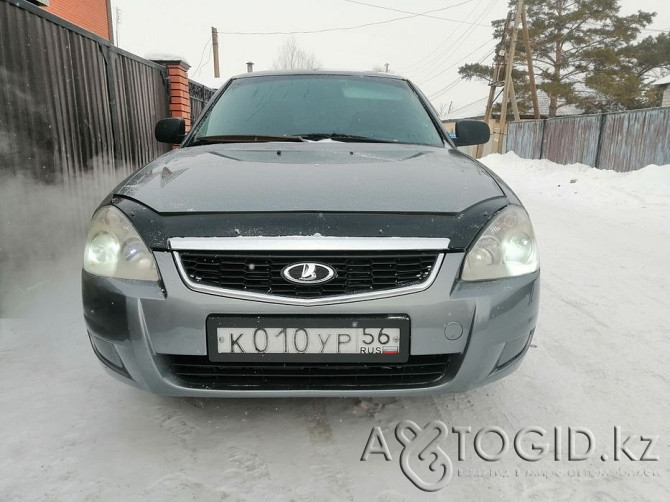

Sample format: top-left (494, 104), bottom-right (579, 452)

top-left (212, 27), bottom-right (220, 78)
top-left (115, 7), bottom-right (122, 46)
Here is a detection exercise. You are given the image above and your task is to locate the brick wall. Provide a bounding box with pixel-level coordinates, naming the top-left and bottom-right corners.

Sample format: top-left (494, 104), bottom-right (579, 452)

top-left (43, 0), bottom-right (112, 40)
top-left (152, 60), bottom-right (193, 133)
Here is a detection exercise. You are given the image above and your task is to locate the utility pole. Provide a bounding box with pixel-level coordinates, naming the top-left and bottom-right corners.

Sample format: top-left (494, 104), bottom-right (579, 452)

top-left (476, 0), bottom-right (538, 157)
top-left (498, 0), bottom-right (524, 153)
top-left (476, 12), bottom-right (513, 159)
top-left (211, 27), bottom-right (220, 78)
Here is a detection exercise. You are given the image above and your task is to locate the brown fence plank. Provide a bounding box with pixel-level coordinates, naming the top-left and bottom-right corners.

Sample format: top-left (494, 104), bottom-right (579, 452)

top-left (598, 108), bottom-right (670, 172)
top-left (542, 115), bottom-right (601, 166)
top-left (507, 120), bottom-right (544, 159)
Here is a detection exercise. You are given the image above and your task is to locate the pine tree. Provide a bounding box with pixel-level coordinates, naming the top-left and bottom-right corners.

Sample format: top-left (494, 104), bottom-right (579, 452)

top-left (583, 32), bottom-right (670, 112)
top-left (459, 0), bottom-right (668, 117)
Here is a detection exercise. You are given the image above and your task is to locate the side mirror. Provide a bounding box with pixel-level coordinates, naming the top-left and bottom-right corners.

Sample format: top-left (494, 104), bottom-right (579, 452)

top-left (155, 118), bottom-right (185, 144)
top-left (453, 120), bottom-right (490, 147)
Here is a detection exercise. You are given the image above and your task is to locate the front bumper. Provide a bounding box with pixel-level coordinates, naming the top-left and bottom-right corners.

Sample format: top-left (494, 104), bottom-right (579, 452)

top-left (83, 251), bottom-right (540, 397)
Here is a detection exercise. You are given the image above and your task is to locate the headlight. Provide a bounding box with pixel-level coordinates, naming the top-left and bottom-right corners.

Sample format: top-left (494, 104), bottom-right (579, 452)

top-left (83, 206), bottom-right (159, 281)
top-left (461, 205), bottom-right (539, 281)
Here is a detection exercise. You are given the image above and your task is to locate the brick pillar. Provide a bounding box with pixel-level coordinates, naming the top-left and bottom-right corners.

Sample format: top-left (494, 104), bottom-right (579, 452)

top-left (153, 59), bottom-right (192, 132)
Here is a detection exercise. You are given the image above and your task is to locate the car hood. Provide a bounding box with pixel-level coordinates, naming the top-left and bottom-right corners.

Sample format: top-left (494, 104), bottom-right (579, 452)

top-left (116, 143), bottom-right (504, 213)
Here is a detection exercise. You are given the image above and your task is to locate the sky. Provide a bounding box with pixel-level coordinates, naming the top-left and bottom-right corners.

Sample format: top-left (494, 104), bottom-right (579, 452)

top-left (110, 0), bottom-right (670, 117)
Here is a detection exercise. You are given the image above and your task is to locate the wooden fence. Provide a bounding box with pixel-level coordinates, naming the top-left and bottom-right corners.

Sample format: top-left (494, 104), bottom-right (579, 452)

top-left (506, 107), bottom-right (670, 172)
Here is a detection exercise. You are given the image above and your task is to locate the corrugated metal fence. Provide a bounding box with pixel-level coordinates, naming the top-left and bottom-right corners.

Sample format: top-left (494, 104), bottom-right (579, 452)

top-left (0, 0), bottom-right (171, 309)
top-left (506, 107), bottom-right (670, 172)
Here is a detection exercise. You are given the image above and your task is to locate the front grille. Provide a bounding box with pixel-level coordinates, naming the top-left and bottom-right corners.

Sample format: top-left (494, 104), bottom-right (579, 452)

top-left (177, 251), bottom-right (439, 298)
top-left (165, 354), bottom-right (451, 390)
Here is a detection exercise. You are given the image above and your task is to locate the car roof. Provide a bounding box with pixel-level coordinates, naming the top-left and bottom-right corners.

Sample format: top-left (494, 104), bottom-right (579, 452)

top-left (230, 70), bottom-right (407, 81)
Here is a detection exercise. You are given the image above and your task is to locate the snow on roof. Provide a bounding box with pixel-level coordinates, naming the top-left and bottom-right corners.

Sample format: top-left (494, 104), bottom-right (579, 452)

top-left (652, 75), bottom-right (670, 86)
top-left (535, 91), bottom-right (583, 117)
top-left (441, 89), bottom-right (583, 121)
top-left (190, 76), bottom-right (227, 89)
top-left (441, 97), bottom-right (488, 120)
top-left (144, 53), bottom-right (190, 66)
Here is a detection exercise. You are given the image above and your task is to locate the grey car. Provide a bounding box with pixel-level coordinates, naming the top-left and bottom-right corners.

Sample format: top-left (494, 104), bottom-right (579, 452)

top-left (82, 71), bottom-right (539, 397)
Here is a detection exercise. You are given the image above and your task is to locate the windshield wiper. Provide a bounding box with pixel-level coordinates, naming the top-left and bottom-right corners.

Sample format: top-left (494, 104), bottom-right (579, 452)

top-left (191, 134), bottom-right (306, 145)
top-left (191, 133), bottom-right (401, 145)
top-left (296, 133), bottom-right (398, 144)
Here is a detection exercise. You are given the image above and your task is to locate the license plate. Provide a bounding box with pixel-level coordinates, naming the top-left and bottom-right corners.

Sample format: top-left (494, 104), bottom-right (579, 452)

top-left (206, 316), bottom-right (410, 363)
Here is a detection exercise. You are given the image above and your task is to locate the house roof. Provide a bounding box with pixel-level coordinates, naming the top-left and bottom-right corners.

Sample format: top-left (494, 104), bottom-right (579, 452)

top-left (441, 89), bottom-right (583, 121)
top-left (652, 75), bottom-right (670, 86)
top-left (190, 76), bottom-right (227, 89)
top-left (441, 97), bottom-right (489, 120)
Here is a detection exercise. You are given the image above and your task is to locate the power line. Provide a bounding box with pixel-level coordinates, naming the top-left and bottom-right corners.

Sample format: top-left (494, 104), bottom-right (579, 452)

top-left (192, 37), bottom-right (212, 77)
top-left (443, 96), bottom-right (488, 116)
top-left (195, 48), bottom-right (213, 78)
top-left (404, 0), bottom-right (499, 80)
top-left (418, 38), bottom-right (496, 86)
top-left (414, 0), bottom-right (499, 81)
top-left (427, 47), bottom-right (495, 100)
top-left (428, 76), bottom-right (463, 100)
top-left (340, 0), bottom-right (489, 27)
top-left (217, 4), bottom-right (490, 35)
top-left (399, 0), bottom-right (488, 74)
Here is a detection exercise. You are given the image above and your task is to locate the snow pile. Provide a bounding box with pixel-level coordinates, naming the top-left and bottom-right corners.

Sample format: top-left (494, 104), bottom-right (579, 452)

top-left (481, 152), bottom-right (670, 209)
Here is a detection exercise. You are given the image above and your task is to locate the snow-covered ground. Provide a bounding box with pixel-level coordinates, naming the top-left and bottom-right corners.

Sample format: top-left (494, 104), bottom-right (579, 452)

top-left (1, 153), bottom-right (668, 501)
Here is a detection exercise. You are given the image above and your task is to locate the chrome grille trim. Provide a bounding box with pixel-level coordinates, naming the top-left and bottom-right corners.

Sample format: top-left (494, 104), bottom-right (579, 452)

top-left (168, 236), bottom-right (450, 252)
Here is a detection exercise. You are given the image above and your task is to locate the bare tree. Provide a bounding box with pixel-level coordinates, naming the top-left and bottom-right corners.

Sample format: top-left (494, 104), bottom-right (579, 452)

top-left (272, 36), bottom-right (320, 70)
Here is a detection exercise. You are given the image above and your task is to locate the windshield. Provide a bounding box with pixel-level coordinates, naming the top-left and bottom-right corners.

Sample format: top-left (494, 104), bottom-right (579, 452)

top-left (191, 75), bottom-right (445, 147)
